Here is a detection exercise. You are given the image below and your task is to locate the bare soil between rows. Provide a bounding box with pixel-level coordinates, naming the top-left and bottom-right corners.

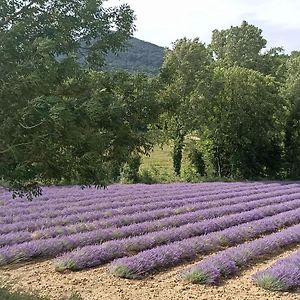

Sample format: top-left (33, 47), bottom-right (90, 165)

top-left (1, 247), bottom-right (300, 300)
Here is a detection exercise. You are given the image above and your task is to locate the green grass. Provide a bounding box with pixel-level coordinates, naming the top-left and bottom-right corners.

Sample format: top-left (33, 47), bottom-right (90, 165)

top-left (141, 144), bottom-right (189, 174)
top-left (141, 145), bottom-right (174, 173)
top-left (139, 144), bottom-right (196, 184)
top-left (0, 287), bottom-right (82, 300)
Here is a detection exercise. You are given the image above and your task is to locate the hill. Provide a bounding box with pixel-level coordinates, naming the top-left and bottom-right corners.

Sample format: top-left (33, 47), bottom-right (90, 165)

top-left (105, 38), bottom-right (165, 75)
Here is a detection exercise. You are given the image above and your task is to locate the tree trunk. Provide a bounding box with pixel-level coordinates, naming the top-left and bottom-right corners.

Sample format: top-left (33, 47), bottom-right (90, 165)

top-left (173, 134), bottom-right (185, 176)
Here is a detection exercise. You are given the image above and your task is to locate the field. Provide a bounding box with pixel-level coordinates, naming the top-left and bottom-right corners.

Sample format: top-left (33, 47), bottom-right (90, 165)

top-left (140, 144), bottom-right (189, 180)
top-left (0, 182), bottom-right (300, 300)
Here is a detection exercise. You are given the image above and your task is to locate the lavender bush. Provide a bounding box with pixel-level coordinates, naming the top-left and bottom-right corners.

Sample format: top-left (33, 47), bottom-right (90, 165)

top-left (253, 250), bottom-right (300, 291)
top-left (109, 207), bottom-right (300, 278)
top-left (181, 224), bottom-right (300, 284)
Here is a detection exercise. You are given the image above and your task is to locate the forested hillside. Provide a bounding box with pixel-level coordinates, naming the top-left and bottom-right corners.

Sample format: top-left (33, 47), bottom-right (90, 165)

top-left (105, 38), bottom-right (164, 75)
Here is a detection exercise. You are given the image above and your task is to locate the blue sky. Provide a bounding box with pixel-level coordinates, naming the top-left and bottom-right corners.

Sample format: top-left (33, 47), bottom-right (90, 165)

top-left (107, 0), bottom-right (300, 52)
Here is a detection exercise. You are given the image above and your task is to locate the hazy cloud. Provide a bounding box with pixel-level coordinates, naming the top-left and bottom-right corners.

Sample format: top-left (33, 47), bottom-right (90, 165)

top-left (107, 0), bottom-right (300, 52)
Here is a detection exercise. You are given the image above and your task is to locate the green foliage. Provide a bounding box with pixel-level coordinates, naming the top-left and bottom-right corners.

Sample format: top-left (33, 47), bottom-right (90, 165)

top-left (211, 21), bottom-right (267, 71)
top-left (187, 146), bottom-right (206, 176)
top-left (261, 47), bottom-right (288, 79)
top-left (172, 135), bottom-right (184, 176)
top-left (0, 0), bottom-right (135, 69)
top-left (0, 287), bottom-right (48, 300)
top-left (254, 274), bottom-right (287, 291)
top-left (204, 66), bottom-right (286, 178)
top-left (159, 38), bottom-right (213, 175)
top-left (120, 153), bottom-right (141, 183)
top-left (2, 8), bottom-right (300, 194)
top-left (0, 287), bottom-right (82, 300)
top-left (282, 53), bottom-right (300, 177)
top-left (1, 69), bottom-right (160, 197)
top-left (0, 1), bottom-right (163, 197)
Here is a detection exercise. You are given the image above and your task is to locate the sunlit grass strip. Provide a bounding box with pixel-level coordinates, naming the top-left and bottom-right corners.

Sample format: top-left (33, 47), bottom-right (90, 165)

top-left (253, 250), bottom-right (300, 291)
top-left (109, 207), bottom-right (300, 278)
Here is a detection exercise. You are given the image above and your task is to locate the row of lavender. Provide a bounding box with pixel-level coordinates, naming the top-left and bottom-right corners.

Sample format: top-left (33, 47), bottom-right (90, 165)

top-left (1, 182), bottom-right (256, 209)
top-left (1, 187), bottom-right (300, 245)
top-left (1, 194), bottom-right (298, 265)
top-left (107, 206), bottom-right (300, 278)
top-left (253, 250), bottom-right (300, 291)
top-left (180, 224), bottom-right (300, 284)
top-left (1, 183), bottom-right (278, 224)
top-left (0, 182), bottom-right (281, 221)
top-left (1, 183), bottom-right (299, 236)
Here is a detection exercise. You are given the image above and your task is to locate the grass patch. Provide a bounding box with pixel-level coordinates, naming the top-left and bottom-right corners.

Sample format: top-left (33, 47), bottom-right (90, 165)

top-left (254, 274), bottom-right (288, 291)
top-left (0, 287), bottom-right (82, 300)
top-left (0, 287), bottom-right (49, 300)
top-left (140, 144), bottom-right (189, 182)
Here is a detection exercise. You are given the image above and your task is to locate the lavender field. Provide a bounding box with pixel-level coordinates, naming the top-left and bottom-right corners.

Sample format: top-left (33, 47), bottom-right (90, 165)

top-left (1, 182), bottom-right (300, 295)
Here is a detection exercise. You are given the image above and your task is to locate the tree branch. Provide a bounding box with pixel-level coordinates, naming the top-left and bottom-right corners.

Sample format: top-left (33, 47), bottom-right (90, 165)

top-left (0, 141), bottom-right (33, 154)
top-left (19, 120), bottom-right (44, 129)
top-left (0, 1), bottom-right (36, 28)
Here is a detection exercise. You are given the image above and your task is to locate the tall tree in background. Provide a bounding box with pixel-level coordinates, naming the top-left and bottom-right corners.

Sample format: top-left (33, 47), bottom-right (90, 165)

top-left (283, 52), bottom-right (300, 177)
top-left (0, 0), bottom-right (159, 198)
top-left (159, 38), bottom-right (213, 175)
top-left (261, 47), bottom-right (288, 79)
top-left (205, 66), bottom-right (285, 178)
top-left (210, 21), bottom-right (267, 72)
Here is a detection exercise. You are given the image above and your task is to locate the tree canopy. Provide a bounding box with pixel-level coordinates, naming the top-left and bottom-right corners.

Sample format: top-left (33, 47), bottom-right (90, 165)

top-left (210, 21), bottom-right (267, 71)
top-left (0, 0), bottom-right (162, 198)
top-left (205, 66), bottom-right (285, 178)
top-left (159, 38), bottom-right (213, 175)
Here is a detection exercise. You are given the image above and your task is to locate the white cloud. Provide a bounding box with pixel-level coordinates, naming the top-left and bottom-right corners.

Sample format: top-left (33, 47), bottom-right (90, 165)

top-left (106, 0), bottom-right (300, 52)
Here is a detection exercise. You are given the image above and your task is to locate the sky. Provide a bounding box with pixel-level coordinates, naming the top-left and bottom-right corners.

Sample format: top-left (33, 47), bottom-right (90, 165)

top-left (107, 0), bottom-right (300, 52)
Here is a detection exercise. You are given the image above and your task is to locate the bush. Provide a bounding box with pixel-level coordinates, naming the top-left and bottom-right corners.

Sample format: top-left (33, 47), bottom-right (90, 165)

top-left (138, 166), bottom-right (179, 184)
top-left (187, 147), bottom-right (206, 176)
top-left (120, 153), bottom-right (141, 183)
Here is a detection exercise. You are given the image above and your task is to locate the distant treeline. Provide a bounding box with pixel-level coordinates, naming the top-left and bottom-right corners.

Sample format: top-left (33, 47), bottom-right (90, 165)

top-left (156, 21), bottom-right (299, 180)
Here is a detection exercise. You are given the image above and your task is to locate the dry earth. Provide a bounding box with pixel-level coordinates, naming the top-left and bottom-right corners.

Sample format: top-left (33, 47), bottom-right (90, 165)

top-left (1, 247), bottom-right (300, 300)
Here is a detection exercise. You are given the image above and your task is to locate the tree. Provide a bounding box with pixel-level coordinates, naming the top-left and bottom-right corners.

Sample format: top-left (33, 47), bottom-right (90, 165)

top-left (210, 21), bottom-right (267, 72)
top-left (204, 66), bottom-right (286, 178)
top-left (260, 47), bottom-right (288, 80)
top-left (158, 38), bottom-right (213, 175)
top-left (282, 52), bottom-right (300, 177)
top-left (0, 1), bottom-right (161, 198)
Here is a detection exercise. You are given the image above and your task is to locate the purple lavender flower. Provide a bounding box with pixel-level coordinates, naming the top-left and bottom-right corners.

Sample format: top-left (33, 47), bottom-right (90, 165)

top-left (109, 210), bottom-right (300, 279)
top-left (253, 250), bottom-right (300, 291)
top-left (181, 224), bottom-right (300, 284)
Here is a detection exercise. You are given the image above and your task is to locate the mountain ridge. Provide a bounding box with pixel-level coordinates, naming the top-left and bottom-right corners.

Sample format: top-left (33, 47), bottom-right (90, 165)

top-left (105, 37), bottom-right (165, 75)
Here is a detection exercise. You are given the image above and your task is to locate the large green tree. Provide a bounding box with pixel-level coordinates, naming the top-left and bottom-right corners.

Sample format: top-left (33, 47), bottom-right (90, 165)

top-left (0, 0), bottom-right (160, 198)
top-left (283, 52), bottom-right (300, 177)
top-left (205, 66), bottom-right (286, 178)
top-left (210, 21), bottom-right (289, 79)
top-left (211, 21), bottom-right (267, 72)
top-left (159, 38), bottom-right (213, 175)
